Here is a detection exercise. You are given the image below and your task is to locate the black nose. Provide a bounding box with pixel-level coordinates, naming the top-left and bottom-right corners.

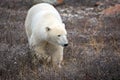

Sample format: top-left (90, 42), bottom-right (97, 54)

top-left (64, 44), bottom-right (68, 47)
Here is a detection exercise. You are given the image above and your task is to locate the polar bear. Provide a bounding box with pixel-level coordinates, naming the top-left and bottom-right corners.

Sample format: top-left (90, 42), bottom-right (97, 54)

top-left (25, 3), bottom-right (68, 68)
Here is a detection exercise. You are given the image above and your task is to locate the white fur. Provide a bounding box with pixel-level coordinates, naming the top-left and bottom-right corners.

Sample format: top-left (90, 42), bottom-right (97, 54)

top-left (25, 3), bottom-right (68, 68)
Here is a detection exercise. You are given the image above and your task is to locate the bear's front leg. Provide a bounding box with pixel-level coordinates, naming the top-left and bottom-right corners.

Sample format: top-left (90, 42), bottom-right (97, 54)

top-left (34, 44), bottom-right (51, 62)
top-left (29, 35), bottom-right (49, 61)
top-left (52, 46), bottom-right (64, 68)
top-left (35, 46), bottom-right (45, 59)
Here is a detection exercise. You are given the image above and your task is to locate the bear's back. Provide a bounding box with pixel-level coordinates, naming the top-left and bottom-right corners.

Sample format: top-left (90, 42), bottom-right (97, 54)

top-left (25, 3), bottom-right (62, 29)
top-left (28, 3), bottom-right (59, 19)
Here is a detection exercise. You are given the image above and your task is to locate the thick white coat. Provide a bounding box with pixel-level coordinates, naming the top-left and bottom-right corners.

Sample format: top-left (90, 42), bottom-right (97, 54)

top-left (25, 3), bottom-right (68, 68)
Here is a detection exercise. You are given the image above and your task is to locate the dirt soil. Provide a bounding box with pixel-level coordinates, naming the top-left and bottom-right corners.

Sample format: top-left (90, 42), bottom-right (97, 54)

top-left (0, 0), bottom-right (120, 80)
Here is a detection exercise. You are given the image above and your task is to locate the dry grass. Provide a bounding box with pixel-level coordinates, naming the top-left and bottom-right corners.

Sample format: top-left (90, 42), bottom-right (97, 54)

top-left (0, 0), bottom-right (120, 80)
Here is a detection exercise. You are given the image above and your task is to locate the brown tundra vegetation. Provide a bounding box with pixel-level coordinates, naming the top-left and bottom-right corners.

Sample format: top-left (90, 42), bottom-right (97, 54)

top-left (0, 0), bottom-right (120, 80)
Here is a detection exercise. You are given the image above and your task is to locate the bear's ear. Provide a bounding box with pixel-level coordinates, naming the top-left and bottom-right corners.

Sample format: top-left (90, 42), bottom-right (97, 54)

top-left (46, 27), bottom-right (51, 31)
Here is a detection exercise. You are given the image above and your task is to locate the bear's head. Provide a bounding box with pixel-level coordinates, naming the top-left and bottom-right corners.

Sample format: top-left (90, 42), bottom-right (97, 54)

top-left (46, 23), bottom-right (68, 47)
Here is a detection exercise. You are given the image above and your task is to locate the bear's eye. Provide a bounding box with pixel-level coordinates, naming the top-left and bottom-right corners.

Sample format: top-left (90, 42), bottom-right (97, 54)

top-left (58, 35), bottom-right (61, 37)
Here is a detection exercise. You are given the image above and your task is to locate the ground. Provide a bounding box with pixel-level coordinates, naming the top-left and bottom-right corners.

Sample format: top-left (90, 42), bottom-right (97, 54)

top-left (0, 0), bottom-right (120, 80)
